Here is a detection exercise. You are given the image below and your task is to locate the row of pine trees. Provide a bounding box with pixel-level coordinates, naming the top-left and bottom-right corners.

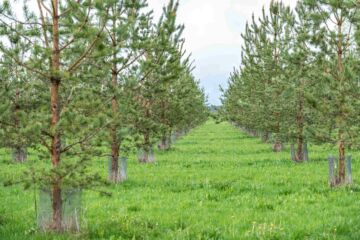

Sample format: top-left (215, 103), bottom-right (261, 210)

top-left (221, 0), bottom-right (359, 185)
top-left (0, 0), bottom-right (208, 231)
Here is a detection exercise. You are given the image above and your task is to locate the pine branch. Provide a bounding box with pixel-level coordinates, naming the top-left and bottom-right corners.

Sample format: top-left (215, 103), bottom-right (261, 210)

top-left (61, 122), bottom-right (111, 153)
top-left (67, 10), bottom-right (109, 73)
top-left (59, 0), bottom-right (82, 18)
top-left (116, 51), bottom-right (145, 74)
top-left (37, 0), bottom-right (50, 50)
top-left (40, 0), bottom-right (52, 15)
top-left (59, 5), bottom-right (91, 52)
top-left (0, 18), bottom-right (37, 46)
top-left (39, 135), bottom-right (51, 152)
top-left (0, 49), bottom-right (49, 78)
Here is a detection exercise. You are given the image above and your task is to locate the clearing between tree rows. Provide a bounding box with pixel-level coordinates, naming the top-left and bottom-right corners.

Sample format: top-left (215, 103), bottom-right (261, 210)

top-left (1, 120), bottom-right (360, 239)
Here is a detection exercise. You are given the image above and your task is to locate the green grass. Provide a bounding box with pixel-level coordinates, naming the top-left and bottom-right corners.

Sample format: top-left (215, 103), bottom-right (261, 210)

top-left (1, 121), bottom-right (360, 239)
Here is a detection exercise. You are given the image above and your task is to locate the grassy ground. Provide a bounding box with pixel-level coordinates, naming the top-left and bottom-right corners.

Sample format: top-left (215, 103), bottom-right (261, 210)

top-left (1, 121), bottom-right (360, 239)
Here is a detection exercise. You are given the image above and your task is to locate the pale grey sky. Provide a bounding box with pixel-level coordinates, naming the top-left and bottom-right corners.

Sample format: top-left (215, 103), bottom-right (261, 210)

top-left (148, 0), bottom-right (298, 105)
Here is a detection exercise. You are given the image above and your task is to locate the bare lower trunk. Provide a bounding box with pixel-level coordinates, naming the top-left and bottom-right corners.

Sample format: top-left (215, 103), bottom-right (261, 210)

top-left (50, 183), bottom-right (62, 231)
top-left (295, 137), bottom-right (304, 162)
top-left (158, 135), bottom-right (170, 150)
top-left (261, 132), bottom-right (270, 143)
top-left (139, 148), bottom-right (154, 163)
top-left (139, 132), bottom-right (155, 163)
top-left (272, 140), bottom-right (283, 152)
top-left (13, 147), bottom-right (27, 163)
top-left (291, 142), bottom-right (307, 163)
top-left (50, 80), bottom-right (62, 231)
top-left (109, 139), bottom-right (120, 183)
top-left (158, 136), bottom-right (166, 150)
top-left (338, 138), bottom-right (346, 184)
top-left (13, 89), bottom-right (27, 163)
top-left (290, 144), bottom-right (296, 161)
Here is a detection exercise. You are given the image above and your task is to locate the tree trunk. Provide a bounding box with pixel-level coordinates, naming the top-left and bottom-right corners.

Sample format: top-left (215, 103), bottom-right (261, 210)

top-left (273, 142), bottom-right (283, 152)
top-left (13, 147), bottom-right (27, 163)
top-left (296, 137), bottom-right (304, 162)
top-left (50, 81), bottom-right (62, 231)
top-left (109, 140), bottom-right (120, 183)
top-left (158, 135), bottom-right (170, 150)
top-left (50, 0), bottom-right (63, 231)
top-left (51, 182), bottom-right (62, 231)
top-left (139, 131), bottom-right (155, 163)
top-left (272, 136), bottom-right (283, 152)
top-left (336, 18), bottom-right (346, 185)
top-left (295, 77), bottom-right (305, 162)
top-left (158, 136), bottom-right (165, 150)
top-left (13, 89), bottom-right (27, 162)
top-left (109, 40), bottom-right (120, 182)
top-left (261, 132), bottom-right (270, 143)
top-left (338, 136), bottom-right (346, 183)
top-left (290, 144), bottom-right (296, 161)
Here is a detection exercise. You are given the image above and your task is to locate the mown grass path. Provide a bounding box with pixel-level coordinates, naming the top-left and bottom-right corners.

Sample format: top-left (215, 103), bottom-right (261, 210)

top-left (1, 121), bottom-right (360, 239)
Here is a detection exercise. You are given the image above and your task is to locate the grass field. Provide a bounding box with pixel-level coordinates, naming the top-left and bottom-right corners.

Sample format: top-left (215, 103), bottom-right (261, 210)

top-left (1, 121), bottom-right (360, 239)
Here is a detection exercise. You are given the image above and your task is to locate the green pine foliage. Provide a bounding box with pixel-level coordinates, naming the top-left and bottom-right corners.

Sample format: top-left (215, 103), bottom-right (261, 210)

top-left (222, 0), bottom-right (360, 182)
top-left (0, 0), bottom-right (207, 232)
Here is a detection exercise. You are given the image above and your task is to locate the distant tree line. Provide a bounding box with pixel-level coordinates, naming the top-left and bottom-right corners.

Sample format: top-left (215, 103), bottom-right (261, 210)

top-left (221, 0), bottom-right (360, 186)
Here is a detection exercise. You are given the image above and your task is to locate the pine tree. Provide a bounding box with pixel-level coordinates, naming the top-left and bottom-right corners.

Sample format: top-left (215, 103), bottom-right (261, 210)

top-left (222, 1), bottom-right (293, 151)
top-left (0, 0), bottom-right (111, 231)
top-left (303, 0), bottom-right (360, 184)
top-left (0, 29), bottom-right (34, 162)
top-left (101, 0), bottom-right (151, 182)
top-left (281, 1), bottom-right (314, 162)
top-left (134, 0), bottom-right (182, 162)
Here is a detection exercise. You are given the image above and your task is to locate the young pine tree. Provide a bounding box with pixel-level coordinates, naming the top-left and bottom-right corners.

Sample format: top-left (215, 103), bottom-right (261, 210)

top-left (304, 0), bottom-right (360, 184)
top-left (0, 0), bottom-right (111, 231)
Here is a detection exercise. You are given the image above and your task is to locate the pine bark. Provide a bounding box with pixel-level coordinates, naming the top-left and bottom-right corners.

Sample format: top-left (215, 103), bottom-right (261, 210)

top-left (109, 20), bottom-right (121, 182)
top-left (295, 82), bottom-right (305, 162)
top-left (272, 141), bottom-right (283, 152)
top-left (50, 0), bottom-right (63, 231)
top-left (336, 18), bottom-right (346, 184)
top-left (13, 89), bottom-right (27, 162)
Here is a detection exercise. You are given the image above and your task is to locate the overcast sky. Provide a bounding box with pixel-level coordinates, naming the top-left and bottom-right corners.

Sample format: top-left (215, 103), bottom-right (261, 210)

top-left (147, 0), bottom-right (298, 105)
